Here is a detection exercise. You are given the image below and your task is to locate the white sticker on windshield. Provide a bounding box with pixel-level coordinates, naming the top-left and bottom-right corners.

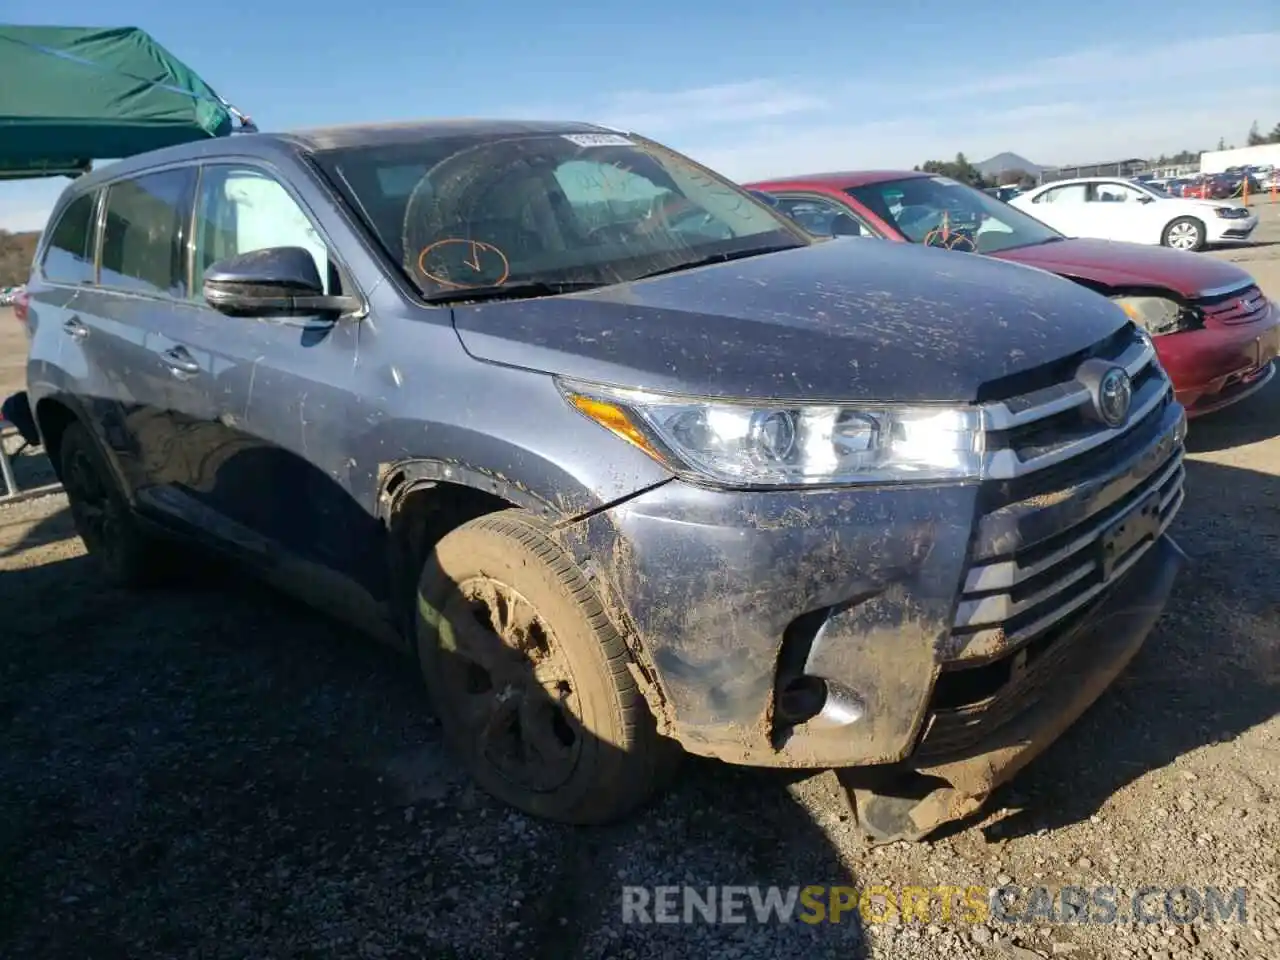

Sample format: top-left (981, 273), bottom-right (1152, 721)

top-left (562, 133), bottom-right (634, 147)
top-left (930, 176), bottom-right (957, 185)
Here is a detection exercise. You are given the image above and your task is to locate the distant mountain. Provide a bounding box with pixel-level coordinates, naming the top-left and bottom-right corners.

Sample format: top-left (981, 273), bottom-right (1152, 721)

top-left (974, 152), bottom-right (1043, 177)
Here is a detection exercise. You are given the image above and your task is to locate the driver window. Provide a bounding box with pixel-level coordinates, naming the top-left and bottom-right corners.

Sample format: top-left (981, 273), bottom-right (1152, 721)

top-left (192, 165), bottom-right (333, 295)
top-left (1089, 183), bottom-right (1145, 203)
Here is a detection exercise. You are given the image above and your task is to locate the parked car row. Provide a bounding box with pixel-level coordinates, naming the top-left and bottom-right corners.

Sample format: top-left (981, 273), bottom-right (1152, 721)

top-left (8, 120), bottom-right (1274, 841)
top-left (1151, 170), bottom-right (1270, 200)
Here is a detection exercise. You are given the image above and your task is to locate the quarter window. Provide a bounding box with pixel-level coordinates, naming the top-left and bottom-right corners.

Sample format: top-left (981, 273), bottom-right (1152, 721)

top-left (100, 169), bottom-right (196, 298)
top-left (192, 166), bottom-right (332, 295)
top-left (41, 193), bottom-right (97, 284)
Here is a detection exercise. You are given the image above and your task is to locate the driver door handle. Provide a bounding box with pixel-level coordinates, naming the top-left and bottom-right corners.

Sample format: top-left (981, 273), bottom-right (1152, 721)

top-left (161, 345), bottom-right (200, 376)
top-left (62, 317), bottom-right (88, 340)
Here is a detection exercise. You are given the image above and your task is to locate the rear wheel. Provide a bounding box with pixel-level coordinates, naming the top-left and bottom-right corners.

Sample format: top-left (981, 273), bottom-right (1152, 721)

top-left (1162, 216), bottom-right (1205, 251)
top-left (59, 421), bottom-right (176, 588)
top-left (416, 509), bottom-right (677, 824)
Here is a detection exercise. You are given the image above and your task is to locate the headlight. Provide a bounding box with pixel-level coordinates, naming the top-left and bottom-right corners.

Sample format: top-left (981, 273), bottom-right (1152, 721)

top-left (1213, 206), bottom-right (1245, 218)
top-left (559, 380), bottom-right (984, 487)
top-left (1111, 295), bottom-right (1193, 336)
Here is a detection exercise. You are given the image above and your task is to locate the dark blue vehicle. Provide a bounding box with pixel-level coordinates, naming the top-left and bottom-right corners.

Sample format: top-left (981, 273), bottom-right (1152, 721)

top-left (23, 121), bottom-right (1186, 840)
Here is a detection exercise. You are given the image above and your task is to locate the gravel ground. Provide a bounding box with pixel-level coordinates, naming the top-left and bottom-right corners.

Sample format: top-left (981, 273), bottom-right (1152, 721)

top-left (2, 206), bottom-right (1279, 960)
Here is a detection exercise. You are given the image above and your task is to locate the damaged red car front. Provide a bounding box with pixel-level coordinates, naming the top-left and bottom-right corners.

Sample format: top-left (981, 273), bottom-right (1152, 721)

top-left (746, 170), bottom-right (1279, 418)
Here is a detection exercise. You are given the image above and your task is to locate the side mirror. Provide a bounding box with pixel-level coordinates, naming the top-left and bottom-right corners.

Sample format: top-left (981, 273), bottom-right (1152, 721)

top-left (830, 213), bottom-right (862, 237)
top-left (748, 189), bottom-right (780, 208)
top-left (1136, 195), bottom-right (1155, 204)
top-left (203, 246), bottom-right (361, 318)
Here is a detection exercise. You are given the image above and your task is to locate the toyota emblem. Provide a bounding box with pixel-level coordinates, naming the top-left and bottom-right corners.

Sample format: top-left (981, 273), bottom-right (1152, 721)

top-left (1097, 366), bottom-right (1133, 427)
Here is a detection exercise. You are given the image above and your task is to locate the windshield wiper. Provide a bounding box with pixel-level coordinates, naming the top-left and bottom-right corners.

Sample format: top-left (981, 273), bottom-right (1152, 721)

top-left (629, 244), bottom-right (802, 282)
top-left (423, 280), bottom-right (603, 304)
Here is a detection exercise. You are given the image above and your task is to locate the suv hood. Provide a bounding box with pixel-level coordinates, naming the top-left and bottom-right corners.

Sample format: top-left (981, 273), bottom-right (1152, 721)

top-left (450, 239), bottom-right (1130, 403)
top-left (992, 237), bottom-right (1254, 298)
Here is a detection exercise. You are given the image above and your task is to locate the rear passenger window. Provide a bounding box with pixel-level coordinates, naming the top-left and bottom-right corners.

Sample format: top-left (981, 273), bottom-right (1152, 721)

top-left (1034, 184), bottom-right (1087, 205)
top-left (192, 166), bottom-right (333, 295)
top-left (42, 193), bottom-right (97, 284)
top-left (100, 169), bottom-right (195, 298)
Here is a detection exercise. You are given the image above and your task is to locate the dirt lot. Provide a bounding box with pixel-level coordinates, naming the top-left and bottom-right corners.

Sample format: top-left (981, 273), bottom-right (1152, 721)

top-left (2, 206), bottom-right (1279, 960)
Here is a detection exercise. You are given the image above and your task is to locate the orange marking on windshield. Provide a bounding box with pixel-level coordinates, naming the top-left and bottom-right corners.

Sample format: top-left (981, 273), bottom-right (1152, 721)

top-left (416, 238), bottom-right (510, 289)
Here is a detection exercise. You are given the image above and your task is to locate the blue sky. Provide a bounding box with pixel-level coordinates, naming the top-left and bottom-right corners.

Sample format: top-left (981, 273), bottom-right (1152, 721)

top-left (2, 0), bottom-right (1277, 231)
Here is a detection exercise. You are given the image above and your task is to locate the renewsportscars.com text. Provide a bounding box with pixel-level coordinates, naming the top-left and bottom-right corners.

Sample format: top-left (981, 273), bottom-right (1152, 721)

top-left (620, 885), bottom-right (1249, 926)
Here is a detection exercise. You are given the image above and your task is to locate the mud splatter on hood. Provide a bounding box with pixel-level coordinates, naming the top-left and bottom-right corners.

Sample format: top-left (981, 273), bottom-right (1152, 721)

top-left (450, 238), bottom-right (1131, 402)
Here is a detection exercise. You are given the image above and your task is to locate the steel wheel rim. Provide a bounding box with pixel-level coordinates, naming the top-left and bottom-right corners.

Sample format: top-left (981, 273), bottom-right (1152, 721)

top-left (1167, 223), bottom-right (1198, 249)
top-left (439, 576), bottom-right (583, 793)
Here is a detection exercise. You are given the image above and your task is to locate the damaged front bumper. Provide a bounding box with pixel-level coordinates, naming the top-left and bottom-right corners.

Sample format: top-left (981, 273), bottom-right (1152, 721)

top-left (838, 533), bottom-right (1184, 843)
top-left (576, 395), bottom-right (1186, 837)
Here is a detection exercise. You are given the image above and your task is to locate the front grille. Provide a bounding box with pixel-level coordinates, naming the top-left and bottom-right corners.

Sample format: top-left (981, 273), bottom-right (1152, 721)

top-left (1198, 284), bottom-right (1269, 326)
top-left (950, 445), bottom-right (1183, 662)
top-left (980, 325), bottom-right (1165, 479)
top-left (955, 324), bottom-right (1182, 661)
top-left (913, 322), bottom-right (1186, 759)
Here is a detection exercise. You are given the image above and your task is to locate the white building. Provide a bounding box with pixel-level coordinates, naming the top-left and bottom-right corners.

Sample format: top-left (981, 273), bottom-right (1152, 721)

top-left (1199, 143), bottom-right (1280, 173)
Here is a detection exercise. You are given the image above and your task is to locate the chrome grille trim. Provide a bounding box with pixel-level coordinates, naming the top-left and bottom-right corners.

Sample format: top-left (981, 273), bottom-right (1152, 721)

top-left (1196, 279), bottom-right (1257, 299)
top-left (983, 368), bottom-right (1170, 480)
top-left (980, 336), bottom-right (1156, 433)
top-left (953, 491), bottom-right (1182, 657)
top-left (949, 444), bottom-right (1184, 661)
top-left (962, 449), bottom-right (1185, 593)
top-left (1198, 285), bottom-right (1270, 326)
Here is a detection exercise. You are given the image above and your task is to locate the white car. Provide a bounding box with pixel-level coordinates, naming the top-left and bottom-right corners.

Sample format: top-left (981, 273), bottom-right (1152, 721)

top-left (1010, 177), bottom-right (1257, 251)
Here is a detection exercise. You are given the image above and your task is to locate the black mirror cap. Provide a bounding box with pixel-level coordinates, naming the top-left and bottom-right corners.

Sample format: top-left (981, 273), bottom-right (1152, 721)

top-left (203, 247), bottom-right (357, 318)
top-left (205, 246), bottom-right (324, 298)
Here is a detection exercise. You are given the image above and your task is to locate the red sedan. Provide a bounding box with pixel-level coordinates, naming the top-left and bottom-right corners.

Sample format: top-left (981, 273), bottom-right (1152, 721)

top-left (744, 170), bottom-right (1278, 418)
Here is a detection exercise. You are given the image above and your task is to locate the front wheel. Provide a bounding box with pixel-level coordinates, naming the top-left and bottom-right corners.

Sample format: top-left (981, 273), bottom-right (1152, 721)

top-left (415, 509), bottom-right (678, 824)
top-left (1162, 216), bottom-right (1206, 251)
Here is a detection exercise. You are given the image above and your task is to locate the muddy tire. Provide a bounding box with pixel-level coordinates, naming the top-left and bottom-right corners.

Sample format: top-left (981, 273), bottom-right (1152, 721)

top-left (58, 421), bottom-right (177, 588)
top-left (416, 509), bottom-right (677, 824)
top-left (1161, 216), bottom-right (1206, 251)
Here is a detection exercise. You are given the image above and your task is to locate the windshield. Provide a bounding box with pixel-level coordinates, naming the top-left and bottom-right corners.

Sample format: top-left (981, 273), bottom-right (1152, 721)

top-left (313, 131), bottom-right (810, 298)
top-left (846, 175), bottom-right (1062, 253)
top-left (1137, 181), bottom-right (1173, 199)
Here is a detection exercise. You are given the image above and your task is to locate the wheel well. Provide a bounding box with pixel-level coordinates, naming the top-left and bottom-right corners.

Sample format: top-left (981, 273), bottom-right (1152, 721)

top-left (386, 479), bottom-right (514, 633)
top-left (33, 398), bottom-right (78, 477)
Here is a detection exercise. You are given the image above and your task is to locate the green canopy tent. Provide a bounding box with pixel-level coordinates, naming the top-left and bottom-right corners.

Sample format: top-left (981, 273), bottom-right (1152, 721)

top-left (0, 25), bottom-right (253, 181)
